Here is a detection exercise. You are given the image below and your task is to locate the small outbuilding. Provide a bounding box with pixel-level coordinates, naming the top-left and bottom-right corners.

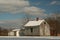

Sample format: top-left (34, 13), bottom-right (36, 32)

top-left (24, 19), bottom-right (50, 36)
top-left (8, 29), bottom-right (20, 37)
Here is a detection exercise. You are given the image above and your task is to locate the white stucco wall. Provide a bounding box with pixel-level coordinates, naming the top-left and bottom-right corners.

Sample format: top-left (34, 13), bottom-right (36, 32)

top-left (40, 21), bottom-right (50, 36)
top-left (16, 31), bottom-right (20, 37)
top-left (44, 22), bottom-right (50, 36)
top-left (8, 31), bottom-right (14, 36)
top-left (8, 31), bottom-right (20, 36)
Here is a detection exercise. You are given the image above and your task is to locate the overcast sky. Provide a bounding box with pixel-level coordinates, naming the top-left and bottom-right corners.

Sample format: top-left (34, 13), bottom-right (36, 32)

top-left (0, 0), bottom-right (60, 29)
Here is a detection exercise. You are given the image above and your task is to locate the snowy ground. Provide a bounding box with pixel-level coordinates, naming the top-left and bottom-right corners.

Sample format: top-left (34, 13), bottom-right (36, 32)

top-left (0, 36), bottom-right (60, 39)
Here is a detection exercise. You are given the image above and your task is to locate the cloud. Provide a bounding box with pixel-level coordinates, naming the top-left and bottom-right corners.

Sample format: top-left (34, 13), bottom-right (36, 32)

top-left (0, 18), bottom-right (26, 29)
top-left (0, 0), bottom-right (47, 17)
top-left (24, 6), bottom-right (47, 17)
top-left (0, 0), bottom-right (29, 13)
top-left (50, 1), bottom-right (60, 5)
top-left (50, 1), bottom-right (56, 5)
top-left (0, 21), bottom-right (6, 24)
top-left (31, 2), bottom-right (41, 6)
top-left (0, 0), bottom-right (48, 29)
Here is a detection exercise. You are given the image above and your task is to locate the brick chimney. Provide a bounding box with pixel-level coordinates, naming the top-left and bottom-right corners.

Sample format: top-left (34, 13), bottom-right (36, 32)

top-left (36, 17), bottom-right (39, 21)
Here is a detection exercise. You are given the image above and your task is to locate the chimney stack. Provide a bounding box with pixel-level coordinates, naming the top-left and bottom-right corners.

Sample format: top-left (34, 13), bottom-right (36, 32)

top-left (36, 17), bottom-right (39, 21)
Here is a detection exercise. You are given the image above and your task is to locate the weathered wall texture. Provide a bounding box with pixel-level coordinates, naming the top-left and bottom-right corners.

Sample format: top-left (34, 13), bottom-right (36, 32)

top-left (24, 26), bottom-right (40, 36)
top-left (24, 21), bottom-right (50, 36)
top-left (40, 21), bottom-right (50, 36)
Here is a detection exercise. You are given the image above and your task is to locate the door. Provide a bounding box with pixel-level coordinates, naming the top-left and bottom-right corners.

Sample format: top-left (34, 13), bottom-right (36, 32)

top-left (14, 31), bottom-right (16, 36)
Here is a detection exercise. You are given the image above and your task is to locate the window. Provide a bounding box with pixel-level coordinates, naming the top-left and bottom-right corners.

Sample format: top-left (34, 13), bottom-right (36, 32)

top-left (30, 28), bottom-right (33, 33)
top-left (44, 22), bottom-right (46, 24)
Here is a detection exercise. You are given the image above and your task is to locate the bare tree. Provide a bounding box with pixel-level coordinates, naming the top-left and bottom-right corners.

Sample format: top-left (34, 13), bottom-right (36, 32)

top-left (45, 11), bottom-right (60, 36)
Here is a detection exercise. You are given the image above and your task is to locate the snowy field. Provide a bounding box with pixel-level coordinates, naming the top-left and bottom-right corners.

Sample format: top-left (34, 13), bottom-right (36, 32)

top-left (0, 36), bottom-right (60, 40)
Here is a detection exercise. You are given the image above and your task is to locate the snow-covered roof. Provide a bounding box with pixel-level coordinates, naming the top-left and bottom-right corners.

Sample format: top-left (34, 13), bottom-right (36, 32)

top-left (12, 29), bottom-right (20, 31)
top-left (24, 20), bottom-right (45, 27)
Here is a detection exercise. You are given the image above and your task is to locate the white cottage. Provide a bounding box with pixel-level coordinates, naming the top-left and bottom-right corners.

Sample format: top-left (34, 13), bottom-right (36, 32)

top-left (24, 19), bottom-right (50, 36)
top-left (8, 29), bottom-right (20, 37)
